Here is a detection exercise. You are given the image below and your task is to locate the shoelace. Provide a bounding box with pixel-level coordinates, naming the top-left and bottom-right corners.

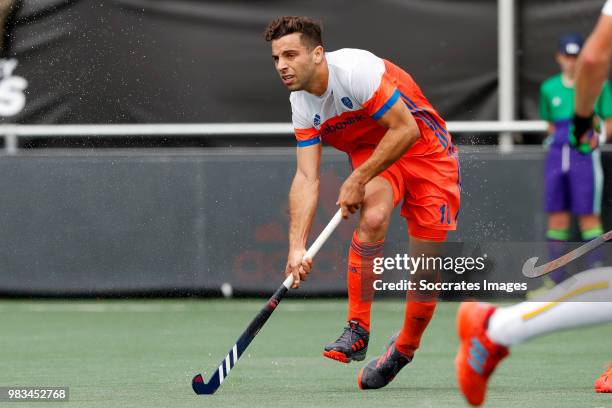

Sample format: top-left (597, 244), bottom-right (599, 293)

top-left (335, 325), bottom-right (359, 345)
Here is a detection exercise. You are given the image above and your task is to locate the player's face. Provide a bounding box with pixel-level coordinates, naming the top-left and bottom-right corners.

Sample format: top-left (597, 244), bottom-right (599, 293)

top-left (556, 53), bottom-right (578, 76)
top-left (271, 33), bottom-right (321, 92)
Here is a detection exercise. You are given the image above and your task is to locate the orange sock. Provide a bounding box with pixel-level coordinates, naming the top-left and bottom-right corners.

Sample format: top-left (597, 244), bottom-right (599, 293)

top-left (346, 231), bottom-right (383, 332)
top-left (396, 301), bottom-right (437, 357)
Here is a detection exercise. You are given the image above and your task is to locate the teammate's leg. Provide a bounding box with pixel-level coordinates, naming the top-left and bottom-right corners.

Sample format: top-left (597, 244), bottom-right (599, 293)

top-left (323, 176), bottom-right (395, 363)
top-left (456, 267), bottom-right (612, 406)
top-left (487, 267), bottom-right (612, 345)
top-left (455, 302), bottom-right (509, 407)
top-left (595, 362), bottom-right (612, 393)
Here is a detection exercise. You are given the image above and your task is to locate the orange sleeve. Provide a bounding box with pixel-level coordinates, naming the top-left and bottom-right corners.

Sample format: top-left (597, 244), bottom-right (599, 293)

top-left (362, 72), bottom-right (401, 120)
top-left (294, 127), bottom-right (321, 147)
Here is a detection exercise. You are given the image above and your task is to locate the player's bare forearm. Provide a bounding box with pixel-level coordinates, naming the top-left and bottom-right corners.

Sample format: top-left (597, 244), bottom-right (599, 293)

top-left (287, 169), bottom-right (319, 289)
top-left (575, 15), bottom-right (612, 117)
top-left (337, 98), bottom-right (419, 217)
top-left (288, 172), bottom-right (320, 251)
top-left (286, 143), bottom-right (321, 288)
top-left (353, 98), bottom-right (419, 183)
top-left (351, 125), bottom-right (419, 185)
top-left (288, 143), bottom-right (321, 251)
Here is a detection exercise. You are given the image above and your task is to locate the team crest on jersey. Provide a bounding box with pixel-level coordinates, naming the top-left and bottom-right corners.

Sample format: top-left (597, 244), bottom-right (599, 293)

top-left (313, 113), bottom-right (321, 126)
top-left (341, 97), bottom-right (353, 109)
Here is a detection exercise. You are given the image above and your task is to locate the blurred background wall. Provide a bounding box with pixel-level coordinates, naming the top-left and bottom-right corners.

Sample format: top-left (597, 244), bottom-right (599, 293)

top-left (0, 0), bottom-right (604, 124)
top-left (0, 0), bottom-right (609, 296)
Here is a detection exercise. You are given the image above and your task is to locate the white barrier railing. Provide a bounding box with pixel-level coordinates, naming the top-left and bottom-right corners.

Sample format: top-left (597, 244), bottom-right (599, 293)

top-left (0, 121), bottom-right (549, 154)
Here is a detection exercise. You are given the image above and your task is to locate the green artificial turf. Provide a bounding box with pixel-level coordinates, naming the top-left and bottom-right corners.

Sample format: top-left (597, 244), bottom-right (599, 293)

top-left (0, 299), bottom-right (609, 407)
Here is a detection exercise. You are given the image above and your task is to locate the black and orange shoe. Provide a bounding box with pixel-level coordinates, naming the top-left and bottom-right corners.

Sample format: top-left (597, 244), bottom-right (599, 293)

top-left (323, 320), bottom-right (369, 363)
top-left (357, 333), bottom-right (412, 390)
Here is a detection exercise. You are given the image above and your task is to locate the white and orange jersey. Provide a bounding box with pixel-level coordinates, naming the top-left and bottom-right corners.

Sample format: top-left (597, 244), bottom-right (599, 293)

top-left (290, 48), bottom-right (451, 156)
top-left (604, 0), bottom-right (612, 15)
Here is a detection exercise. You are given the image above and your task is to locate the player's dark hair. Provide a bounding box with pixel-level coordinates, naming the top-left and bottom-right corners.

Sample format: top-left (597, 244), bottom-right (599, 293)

top-left (264, 16), bottom-right (323, 49)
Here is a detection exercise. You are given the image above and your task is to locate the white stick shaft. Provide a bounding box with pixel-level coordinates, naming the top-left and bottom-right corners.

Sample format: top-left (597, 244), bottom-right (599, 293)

top-left (283, 209), bottom-right (343, 289)
top-left (305, 209), bottom-right (343, 260)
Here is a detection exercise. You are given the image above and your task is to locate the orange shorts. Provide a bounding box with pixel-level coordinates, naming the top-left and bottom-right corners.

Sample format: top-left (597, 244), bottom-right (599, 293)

top-left (349, 145), bottom-right (461, 242)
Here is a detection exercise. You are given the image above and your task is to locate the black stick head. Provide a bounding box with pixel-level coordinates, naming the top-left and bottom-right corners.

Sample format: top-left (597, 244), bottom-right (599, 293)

top-left (192, 373), bottom-right (218, 395)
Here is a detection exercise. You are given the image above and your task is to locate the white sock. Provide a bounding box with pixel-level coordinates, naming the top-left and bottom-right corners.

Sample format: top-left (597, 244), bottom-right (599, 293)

top-left (486, 267), bottom-right (612, 347)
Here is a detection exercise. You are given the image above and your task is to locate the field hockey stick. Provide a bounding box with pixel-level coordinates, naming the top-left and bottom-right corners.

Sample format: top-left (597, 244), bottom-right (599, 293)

top-left (192, 209), bottom-right (343, 395)
top-left (522, 230), bottom-right (612, 278)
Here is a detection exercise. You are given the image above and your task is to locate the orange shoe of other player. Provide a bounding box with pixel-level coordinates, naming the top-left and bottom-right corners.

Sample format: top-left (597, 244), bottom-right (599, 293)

top-left (455, 302), bottom-right (509, 406)
top-left (595, 362), bottom-right (612, 393)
